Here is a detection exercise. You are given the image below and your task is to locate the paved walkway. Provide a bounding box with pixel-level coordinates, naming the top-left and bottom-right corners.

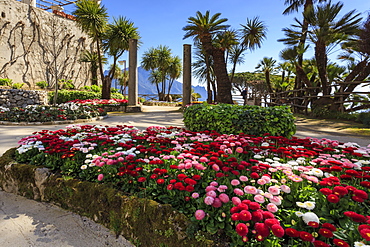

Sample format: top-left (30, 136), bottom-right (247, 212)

top-left (0, 105), bottom-right (369, 247)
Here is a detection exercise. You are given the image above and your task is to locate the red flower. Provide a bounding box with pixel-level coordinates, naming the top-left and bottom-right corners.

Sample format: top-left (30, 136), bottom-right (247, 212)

top-left (360, 181), bottom-right (370, 188)
top-left (185, 185), bottom-right (194, 192)
top-left (271, 224), bottom-right (284, 238)
top-left (308, 221), bottom-right (320, 228)
top-left (327, 194), bottom-right (340, 203)
top-left (354, 189), bottom-right (368, 200)
top-left (231, 213), bottom-right (240, 221)
top-left (215, 172), bottom-right (225, 178)
top-left (250, 172), bottom-right (260, 179)
top-left (352, 196), bottom-right (365, 203)
top-left (318, 228), bottom-right (333, 238)
top-left (192, 174), bottom-right (201, 180)
top-left (156, 178), bottom-right (165, 184)
top-left (249, 202), bottom-right (261, 210)
top-left (264, 218), bottom-right (280, 228)
top-left (150, 174), bottom-right (158, 179)
top-left (285, 228), bottom-right (300, 238)
top-left (184, 178), bottom-right (197, 185)
top-left (177, 174), bottom-right (187, 181)
top-left (235, 223), bottom-right (248, 236)
top-left (313, 240), bottom-right (330, 247)
top-left (333, 186), bottom-right (348, 196)
top-left (333, 238), bottom-right (349, 247)
top-left (360, 228), bottom-right (370, 241)
top-left (137, 177), bottom-right (146, 182)
top-left (322, 223), bottom-right (337, 232)
top-left (254, 223), bottom-right (270, 237)
top-left (239, 210), bottom-right (252, 221)
top-left (251, 210), bottom-right (264, 222)
top-left (299, 231), bottom-right (314, 242)
top-left (320, 188), bottom-right (333, 196)
top-left (167, 184), bottom-right (173, 190)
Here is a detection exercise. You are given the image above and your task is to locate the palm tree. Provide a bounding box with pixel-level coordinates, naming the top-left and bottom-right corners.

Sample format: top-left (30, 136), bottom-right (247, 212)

top-left (79, 50), bottom-right (102, 86)
top-left (255, 57), bottom-right (277, 94)
top-left (239, 17), bottom-right (267, 52)
top-left (73, 0), bottom-right (108, 87)
top-left (228, 44), bottom-right (246, 84)
top-left (103, 16), bottom-right (140, 99)
top-left (183, 11), bottom-right (233, 103)
top-left (304, 2), bottom-right (362, 95)
top-left (166, 56), bottom-right (182, 101)
top-left (117, 70), bottom-right (129, 95)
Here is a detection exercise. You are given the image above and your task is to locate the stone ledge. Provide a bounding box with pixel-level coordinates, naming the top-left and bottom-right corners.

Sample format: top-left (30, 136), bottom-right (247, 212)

top-left (0, 149), bottom-right (213, 247)
top-left (0, 115), bottom-right (107, 126)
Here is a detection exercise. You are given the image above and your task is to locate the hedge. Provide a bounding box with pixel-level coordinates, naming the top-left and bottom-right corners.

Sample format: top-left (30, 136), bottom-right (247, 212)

top-left (183, 103), bottom-right (296, 138)
top-left (48, 90), bottom-right (125, 104)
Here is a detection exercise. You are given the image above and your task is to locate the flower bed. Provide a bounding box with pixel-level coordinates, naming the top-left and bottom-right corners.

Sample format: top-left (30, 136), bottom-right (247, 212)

top-left (0, 102), bottom-right (106, 123)
top-left (11, 125), bottom-right (370, 246)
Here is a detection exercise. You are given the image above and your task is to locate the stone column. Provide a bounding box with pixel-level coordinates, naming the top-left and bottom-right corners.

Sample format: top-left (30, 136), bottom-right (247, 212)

top-left (126, 39), bottom-right (141, 112)
top-left (128, 39), bottom-right (138, 106)
top-left (182, 44), bottom-right (192, 107)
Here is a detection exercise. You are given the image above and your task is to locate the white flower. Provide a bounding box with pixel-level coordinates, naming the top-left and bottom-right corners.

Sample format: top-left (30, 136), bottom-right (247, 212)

top-left (253, 154), bottom-right (263, 159)
top-left (304, 201), bottom-right (315, 210)
top-left (309, 168), bottom-right (324, 177)
top-left (80, 165), bottom-right (87, 170)
top-left (354, 242), bottom-right (370, 247)
top-left (295, 211), bottom-right (303, 217)
top-left (302, 212), bottom-right (319, 224)
top-left (296, 202), bottom-right (306, 208)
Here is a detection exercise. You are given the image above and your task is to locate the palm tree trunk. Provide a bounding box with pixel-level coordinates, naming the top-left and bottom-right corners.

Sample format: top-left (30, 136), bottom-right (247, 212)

top-left (213, 48), bottom-right (233, 104)
top-left (315, 41), bottom-right (329, 95)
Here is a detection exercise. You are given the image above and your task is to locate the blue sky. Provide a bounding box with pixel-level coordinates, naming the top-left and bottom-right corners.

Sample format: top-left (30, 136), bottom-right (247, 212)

top-left (66, 0), bottom-right (369, 85)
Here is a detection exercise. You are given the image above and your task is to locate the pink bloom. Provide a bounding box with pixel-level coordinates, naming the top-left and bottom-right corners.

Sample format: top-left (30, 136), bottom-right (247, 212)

top-left (232, 197), bottom-right (242, 206)
top-left (205, 185), bottom-right (217, 192)
top-left (212, 198), bottom-right (223, 208)
top-left (268, 186), bottom-right (281, 195)
top-left (206, 190), bottom-right (217, 198)
top-left (270, 196), bottom-right (282, 206)
top-left (239, 176), bottom-right (248, 182)
top-left (195, 210), bottom-right (206, 220)
top-left (212, 164), bottom-right (220, 171)
top-left (210, 181), bottom-right (218, 187)
top-left (254, 194), bottom-right (265, 204)
top-left (199, 157), bottom-right (208, 162)
top-left (204, 196), bottom-right (214, 205)
top-left (184, 163), bottom-right (193, 169)
top-left (263, 193), bottom-right (273, 199)
top-left (219, 193), bottom-right (230, 203)
top-left (267, 203), bottom-right (279, 213)
top-left (218, 185), bottom-right (228, 192)
top-left (244, 186), bottom-right (258, 195)
top-left (234, 188), bottom-right (244, 196)
top-left (236, 147), bottom-right (243, 153)
top-left (261, 175), bottom-right (271, 183)
top-left (257, 179), bottom-right (267, 185)
top-left (97, 174), bottom-right (104, 181)
top-left (231, 179), bottom-right (240, 186)
top-left (280, 185), bottom-right (291, 193)
top-left (192, 193), bottom-right (199, 199)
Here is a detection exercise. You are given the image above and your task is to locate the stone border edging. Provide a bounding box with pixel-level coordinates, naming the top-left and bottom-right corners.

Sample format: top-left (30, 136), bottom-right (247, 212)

top-left (0, 115), bottom-right (107, 126)
top-left (0, 149), bottom-right (213, 247)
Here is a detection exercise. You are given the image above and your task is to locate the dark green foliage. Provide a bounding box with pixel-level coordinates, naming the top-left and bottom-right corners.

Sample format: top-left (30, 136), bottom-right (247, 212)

top-left (357, 112), bottom-right (370, 127)
top-left (48, 90), bottom-right (125, 104)
top-left (183, 103), bottom-right (296, 138)
top-left (0, 78), bottom-right (12, 86)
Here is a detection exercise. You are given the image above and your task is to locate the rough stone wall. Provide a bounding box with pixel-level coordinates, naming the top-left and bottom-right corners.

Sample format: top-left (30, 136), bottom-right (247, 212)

top-left (0, 88), bottom-right (48, 108)
top-left (0, 0), bottom-right (93, 89)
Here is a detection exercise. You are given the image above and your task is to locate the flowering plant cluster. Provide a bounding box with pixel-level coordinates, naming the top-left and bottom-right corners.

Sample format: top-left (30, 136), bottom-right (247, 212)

top-left (0, 103), bottom-right (106, 122)
top-left (68, 98), bottom-right (128, 106)
top-left (15, 125), bottom-right (370, 246)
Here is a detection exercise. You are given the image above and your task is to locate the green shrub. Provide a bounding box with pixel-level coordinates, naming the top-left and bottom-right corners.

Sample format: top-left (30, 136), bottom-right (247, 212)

top-left (48, 90), bottom-right (125, 104)
top-left (0, 78), bottom-right (12, 86)
top-left (183, 103), bottom-right (296, 138)
top-left (36, 81), bottom-right (48, 89)
top-left (356, 112), bottom-right (370, 127)
top-left (11, 83), bottom-right (24, 89)
top-left (91, 84), bottom-right (101, 92)
top-left (59, 79), bottom-right (75, 90)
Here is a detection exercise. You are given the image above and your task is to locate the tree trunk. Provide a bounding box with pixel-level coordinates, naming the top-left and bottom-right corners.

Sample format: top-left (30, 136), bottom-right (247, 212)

top-left (213, 48), bottom-right (233, 104)
top-left (315, 41), bottom-right (329, 95)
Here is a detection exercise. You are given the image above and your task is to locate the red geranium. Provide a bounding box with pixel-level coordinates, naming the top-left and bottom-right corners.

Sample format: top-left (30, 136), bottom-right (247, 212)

top-left (320, 188), bottom-right (333, 195)
top-left (327, 194), bottom-right (340, 203)
top-left (156, 178), bottom-right (165, 184)
top-left (299, 231), bottom-right (314, 242)
top-left (254, 223), bottom-right (270, 237)
top-left (235, 223), bottom-right (248, 236)
top-left (271, 224), bottom-right (284, 238)
top-left (360, 228), bottom-right (370, 241)
top-left (354, 189), bottom-right (368, 200)
top-left (318, 228), bottom-right (334, 238)
top-left (333, 238), bottom-right (349, 247)
top-left (322, 223), bottom-right (337, 232)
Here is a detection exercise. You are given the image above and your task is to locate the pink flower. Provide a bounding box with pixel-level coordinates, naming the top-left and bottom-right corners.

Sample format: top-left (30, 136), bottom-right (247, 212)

top-left (239, 176), bottom-right (249, 182)
top-left (212, 164), bottom-right (220, 171)
top-left (261, 175), bottom-right (271, 183)
top-left (204, 196), bottom-right (215, 205)
top-left (257, 179), bottom-right (267, 185)
top-left (192, 193), bottom-right (199, 199)
top-left (195, 210), bottom-right (206, 220)
top-left (267, 203), bottom-right (279, 213)
top-left (263, 193), bottom-right (273, 199)
top-left (199, 157), bottom-right (208, 162)
top-left (210, 181), bottom-right (218, 187)
top-left (232, 197), bottom-right (242, 206)
top-left (97, 174), bottom-right (104, 181)
top-left (234, 188), bottom-right (244, 196)
top-left (280, 185), bottom-right (291, 193)
top-left (219, 193), bottom-right (230, 203)
top-left (212, 198), bottom-right (223, 208)
top-left (218, 185), bottom-right (228, 192)
top-left (270, 196), bottom-right (282, 206)
top-left (231, 179), bottom-right (240, 186)
top-left (206, 190), bottom-right (217, 198)
top-left (205, 185), bottom-right (217, 192)
top-left (244, 186), bottom-right (258, 195)
top-left (236, 147), bottom-right (243, 153)
top-left (268, 186), bottom-right (281, 195)
top-left (254, 195), bottom-right (265, 203)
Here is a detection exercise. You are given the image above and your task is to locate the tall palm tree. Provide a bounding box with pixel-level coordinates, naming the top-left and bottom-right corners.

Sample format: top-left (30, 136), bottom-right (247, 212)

top-left (73, 0), bottom-right (108, 87)
top-left (304, 2), bottom-right (362, 95)
top-left (228, 44), bottom-right (246, 84)
top-left (79, 50), bottom-right (102, 86)
top-left (183, 11), bottom-right (233, 103)
top-left (239, 17), bottom-right (267, 52)
top-left (103, 16), bottom-right (140, 99)
top-left (166, 56), bottom-right (182, 101)
top-left (255, 57), bottom-right (277, 94)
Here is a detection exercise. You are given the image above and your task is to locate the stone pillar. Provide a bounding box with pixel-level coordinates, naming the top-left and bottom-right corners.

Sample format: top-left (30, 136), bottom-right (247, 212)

top-left (182, 44), bottom-right (192, 107)
top-left (126, 39), bottom-right (141, 112)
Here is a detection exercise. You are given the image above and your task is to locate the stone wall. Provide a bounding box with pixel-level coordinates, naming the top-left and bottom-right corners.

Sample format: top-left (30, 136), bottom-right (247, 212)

top-left (0, 88), bottom-right (48, 108)
top-left (0, 0), bottom-right (93, 89)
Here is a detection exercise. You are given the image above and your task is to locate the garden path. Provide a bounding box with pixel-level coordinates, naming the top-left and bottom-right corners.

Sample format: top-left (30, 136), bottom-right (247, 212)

top-left (0, 106), bottom-right (369, 247)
